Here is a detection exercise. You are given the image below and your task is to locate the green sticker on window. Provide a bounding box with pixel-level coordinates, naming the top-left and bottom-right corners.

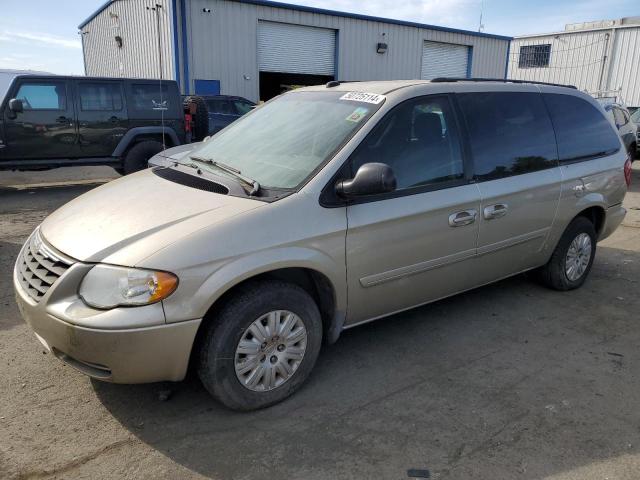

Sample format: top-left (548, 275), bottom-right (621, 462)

top-left (346, 107), bottom-right (369, 123)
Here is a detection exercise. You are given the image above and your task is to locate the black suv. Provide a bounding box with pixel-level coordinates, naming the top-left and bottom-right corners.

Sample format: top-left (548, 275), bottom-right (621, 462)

top-left (0, 75), bottom-right (186, 174)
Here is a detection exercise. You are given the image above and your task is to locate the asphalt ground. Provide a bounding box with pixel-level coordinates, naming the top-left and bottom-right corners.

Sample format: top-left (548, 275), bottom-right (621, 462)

top-left (1, 165), bottom-right (639, 480)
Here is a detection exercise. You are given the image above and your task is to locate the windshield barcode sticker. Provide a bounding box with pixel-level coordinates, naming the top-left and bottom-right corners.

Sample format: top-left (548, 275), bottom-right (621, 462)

top-left (340, 92), bottom-right (385, 104)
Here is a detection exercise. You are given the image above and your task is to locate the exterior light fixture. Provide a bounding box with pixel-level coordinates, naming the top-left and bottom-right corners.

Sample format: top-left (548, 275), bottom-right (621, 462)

top-left (376, 42), bottom-right (387, 54)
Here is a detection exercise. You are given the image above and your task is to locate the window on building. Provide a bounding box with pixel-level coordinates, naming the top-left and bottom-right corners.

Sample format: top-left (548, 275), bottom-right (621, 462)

top-left (349, 96), bottom-right (464, 191)
top-left (544, 94), bottom-right (621, 162)
top-left (15, 82), bottom-right (66, 110)
top-left (78, 83), bottom-right (123, 111)
top-left (518, 44), bottom-right (551, 68)
top-left (458, 92), bottom-right (558, 180)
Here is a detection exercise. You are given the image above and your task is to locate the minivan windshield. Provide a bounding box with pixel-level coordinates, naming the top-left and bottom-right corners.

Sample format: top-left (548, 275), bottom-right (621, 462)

top-left (188, 91), bottom-right (383, 189)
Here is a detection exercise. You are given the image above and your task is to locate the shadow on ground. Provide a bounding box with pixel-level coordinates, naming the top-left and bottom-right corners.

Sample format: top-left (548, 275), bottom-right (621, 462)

top-left (93, 245), bottom-right (640, 479)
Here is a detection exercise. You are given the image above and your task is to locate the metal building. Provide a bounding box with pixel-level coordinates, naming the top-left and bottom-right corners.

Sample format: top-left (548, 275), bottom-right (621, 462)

top-left (79, 0), bottom-right (511, 102)
top-left (507, 17), bottom-right (640, 108)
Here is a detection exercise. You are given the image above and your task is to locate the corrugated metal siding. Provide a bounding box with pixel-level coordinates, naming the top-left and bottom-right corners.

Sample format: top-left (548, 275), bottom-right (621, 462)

top-left (81, 0), bottom-right (175, 80)
top-left (257, 21), bottom-right (335, 75)
top-left (606, 28), bottom-right (640, 107)
top-left (421, 41), bottom-right (469, 79)
top-left (508, 26), bottom-right (640, 107)
top-left (185, 0), bottom-right (509, 102)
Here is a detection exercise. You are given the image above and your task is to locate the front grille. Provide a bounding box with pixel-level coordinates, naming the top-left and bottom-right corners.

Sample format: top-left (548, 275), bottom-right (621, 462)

top-left (17, 229), bottom-right (74, 302)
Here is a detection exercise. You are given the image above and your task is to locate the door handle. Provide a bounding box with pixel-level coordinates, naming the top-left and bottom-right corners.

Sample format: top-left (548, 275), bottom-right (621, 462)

top-left (109, 116), bottom-right (119, 123)
top-left (56, 116), bottom-right (68, 123)
top-left (483, 203), bottom-right (509, 220)
top-left (449, 209), bottom-right (477, 227)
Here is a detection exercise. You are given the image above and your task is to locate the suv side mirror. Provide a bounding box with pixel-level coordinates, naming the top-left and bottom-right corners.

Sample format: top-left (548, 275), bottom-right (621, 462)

top-left (8, 98), bottom-right (24, 114)
top-left (336, 162), bottom-right (397, 198)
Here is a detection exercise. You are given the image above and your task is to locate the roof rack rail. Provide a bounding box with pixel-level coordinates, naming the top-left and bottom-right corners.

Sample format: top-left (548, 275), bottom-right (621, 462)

top-left (430, 77), bottom-right (577, 89)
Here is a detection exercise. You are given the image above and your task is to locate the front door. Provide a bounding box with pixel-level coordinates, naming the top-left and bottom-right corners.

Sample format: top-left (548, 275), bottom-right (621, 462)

top-left (456, 90), bottom-right (562, 282)
top-left (344, 95), bottom-right (481, 325)
top-left (2, 78), bottom-right (78, 160)
top-left (75, 80), bottom-right (128, 157)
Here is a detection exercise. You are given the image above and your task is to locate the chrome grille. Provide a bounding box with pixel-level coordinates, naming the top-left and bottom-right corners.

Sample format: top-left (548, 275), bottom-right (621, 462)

top-left (17, 229), bottom-right (74, 302)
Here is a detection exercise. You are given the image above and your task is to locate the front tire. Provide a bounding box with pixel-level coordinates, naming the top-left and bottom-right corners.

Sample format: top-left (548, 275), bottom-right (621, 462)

top-left (536, 216), bottom-right (597, 291)
top-left (197, 280), bottom-right (323, 411)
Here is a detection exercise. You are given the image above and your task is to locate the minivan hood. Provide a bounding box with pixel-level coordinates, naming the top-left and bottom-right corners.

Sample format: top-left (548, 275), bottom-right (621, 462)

top-left (40, 168), bottom-right (263, 265)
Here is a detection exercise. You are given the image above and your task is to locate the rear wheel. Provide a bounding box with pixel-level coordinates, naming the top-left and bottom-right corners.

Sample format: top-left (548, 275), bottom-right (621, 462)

top-left (197, 280), bottom-right (323, 411)
top-left (122, 140), bottom-right (164, 174)
top-left (536, 216), bottom-right (597, 291)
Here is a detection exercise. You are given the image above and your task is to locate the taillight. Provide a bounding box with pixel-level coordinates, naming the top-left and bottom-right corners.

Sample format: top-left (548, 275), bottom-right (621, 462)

top-left (624, 157), bottom-right (632, 187)
top-left (184, 113), bottom-right (192, 133)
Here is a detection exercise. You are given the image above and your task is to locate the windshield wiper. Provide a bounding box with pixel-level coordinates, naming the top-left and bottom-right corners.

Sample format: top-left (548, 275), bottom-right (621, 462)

top-left (190, 155), bottom-right (260, 196)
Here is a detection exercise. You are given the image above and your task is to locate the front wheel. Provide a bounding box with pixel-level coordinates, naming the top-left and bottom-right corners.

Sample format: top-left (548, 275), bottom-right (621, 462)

top-left (536, 216), bottom-right (597, 291)
top-left (197, 280), bottom-right (323, 411)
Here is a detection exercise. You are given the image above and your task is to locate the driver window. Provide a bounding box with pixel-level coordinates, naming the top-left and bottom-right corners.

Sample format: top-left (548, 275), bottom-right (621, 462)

top-left (349, 96), bottom-right (464, 190)
top-left (15, 82), bottom-right (67, 110)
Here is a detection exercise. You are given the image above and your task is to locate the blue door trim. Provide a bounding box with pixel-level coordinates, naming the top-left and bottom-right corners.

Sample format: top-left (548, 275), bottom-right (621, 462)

top-left (504, 42), bottom-right (511, 79)
top-left (466, 46), bottom-right (473, 78)
top-left (171, 0), bottom-right (180, 89)
top-left (179, 0), bottom-right (190, 94)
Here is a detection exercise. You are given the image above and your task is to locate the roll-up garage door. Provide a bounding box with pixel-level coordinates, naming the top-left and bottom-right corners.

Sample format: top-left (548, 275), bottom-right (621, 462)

top-left (258, 21), bottom-right (336, 75)
top-left (421, 41), bottom-right (470, 80)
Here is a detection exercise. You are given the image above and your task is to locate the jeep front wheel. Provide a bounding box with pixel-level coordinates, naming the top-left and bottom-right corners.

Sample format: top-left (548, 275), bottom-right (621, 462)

top-left (122, 140), bottom-right (164, 174)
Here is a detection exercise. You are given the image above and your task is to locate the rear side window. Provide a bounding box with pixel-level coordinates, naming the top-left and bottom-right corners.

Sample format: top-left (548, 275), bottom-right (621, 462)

top-left (206, 99), bottom-right (233, 114)
top-left (15, 82), bottom-right (66, 110)
top-left (78, 82), bottom-right (122, 111)
top-left (131, 83), bottom-right (170, 111)
top-left (458, 92), bottom-right (557, 180)
top-left (543, 94), bottom-right (620, 163)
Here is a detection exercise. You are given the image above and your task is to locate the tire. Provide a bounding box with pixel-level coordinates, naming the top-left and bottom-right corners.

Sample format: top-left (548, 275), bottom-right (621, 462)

top-left (184, 95), bottom-right (209, 141)
top-left (122, 140), bottom-right (164, 175)
top-left (536, 216), bottom-right (597, 291)
top-left (197, 280), bottom-right (323, 411)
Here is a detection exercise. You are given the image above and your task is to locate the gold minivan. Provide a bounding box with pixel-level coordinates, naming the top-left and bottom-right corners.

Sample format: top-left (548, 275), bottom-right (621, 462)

top-left (14, 79), bottom-right (631, 410)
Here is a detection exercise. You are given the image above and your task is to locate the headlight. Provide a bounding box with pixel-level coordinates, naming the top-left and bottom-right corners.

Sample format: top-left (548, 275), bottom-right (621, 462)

top-left (79, 265), bottom-right (178, 309)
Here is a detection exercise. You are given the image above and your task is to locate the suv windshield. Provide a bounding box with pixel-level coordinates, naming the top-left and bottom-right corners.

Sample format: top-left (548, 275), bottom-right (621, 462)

top-left (189, 91), bottom-right (383, 189)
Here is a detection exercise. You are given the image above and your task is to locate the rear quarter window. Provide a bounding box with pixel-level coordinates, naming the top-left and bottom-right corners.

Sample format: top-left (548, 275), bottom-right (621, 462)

top-left (127, 82), bottom-right (179, 119)
top-left (543, 93), bottom-right (620, 163)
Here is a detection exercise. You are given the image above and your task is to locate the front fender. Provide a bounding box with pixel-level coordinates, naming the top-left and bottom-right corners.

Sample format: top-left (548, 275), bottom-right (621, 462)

top-left (161, 246), bottom-right (347, 326)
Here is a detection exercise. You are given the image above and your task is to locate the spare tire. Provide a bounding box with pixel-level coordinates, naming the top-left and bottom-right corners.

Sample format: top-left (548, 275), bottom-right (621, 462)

top-left (184, 95), bottom-right (209, 142)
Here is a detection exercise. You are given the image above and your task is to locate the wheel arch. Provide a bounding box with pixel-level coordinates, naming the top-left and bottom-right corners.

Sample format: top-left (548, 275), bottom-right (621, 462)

top-left (188, 265), bottom-right (344, 372)
top-left (112, 127), bottom-right (180, 157)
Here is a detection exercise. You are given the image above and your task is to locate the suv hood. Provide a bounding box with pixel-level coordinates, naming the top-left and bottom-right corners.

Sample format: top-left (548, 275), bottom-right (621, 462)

top-left (40, 168), bottom-right (263, 265)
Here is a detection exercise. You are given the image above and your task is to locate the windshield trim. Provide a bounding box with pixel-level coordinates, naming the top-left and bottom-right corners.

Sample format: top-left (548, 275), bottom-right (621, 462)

top-left (188, 90), bottom-right (386, 192)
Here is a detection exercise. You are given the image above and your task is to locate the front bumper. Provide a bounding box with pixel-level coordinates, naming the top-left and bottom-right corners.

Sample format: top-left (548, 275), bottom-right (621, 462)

top-left (13, 234), bottom-right (201, 384)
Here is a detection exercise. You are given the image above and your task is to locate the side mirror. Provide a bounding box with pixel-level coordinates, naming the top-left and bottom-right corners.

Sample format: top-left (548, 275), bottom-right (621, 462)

top-left (8, 98), bottom-right (24, 114)
top-left (335, 162), bottom-right (397, 198)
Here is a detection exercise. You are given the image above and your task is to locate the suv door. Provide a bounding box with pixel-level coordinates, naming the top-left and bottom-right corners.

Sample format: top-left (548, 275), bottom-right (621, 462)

top-left (76, 80), bottom-right (128, 157)
top-left (2, 78), bottom-right (78, 160)
top-left (343, 95), bottom-right (481, 324)
top-left (457, 90), bottom-right (561, 282)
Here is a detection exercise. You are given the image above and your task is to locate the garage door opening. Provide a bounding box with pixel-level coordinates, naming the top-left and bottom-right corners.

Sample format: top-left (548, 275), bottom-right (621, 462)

top-left (258, 21), bottom-right (336, 101)
top-left (259, 72), bottom-right (334, 101)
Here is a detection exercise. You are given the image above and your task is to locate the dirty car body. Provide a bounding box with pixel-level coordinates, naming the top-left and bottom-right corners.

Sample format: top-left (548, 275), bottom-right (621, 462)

top-left (14, 79), bottom-right (629, 410)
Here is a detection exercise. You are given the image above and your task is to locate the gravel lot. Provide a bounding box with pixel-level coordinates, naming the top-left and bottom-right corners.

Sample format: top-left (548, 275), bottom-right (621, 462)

top-left (1, 166), bottom-right (639, 480)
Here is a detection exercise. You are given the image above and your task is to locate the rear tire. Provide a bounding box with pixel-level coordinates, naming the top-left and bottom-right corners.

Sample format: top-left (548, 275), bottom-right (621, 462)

top-left (536, 216), bottom-right (597, 291)
top-left (122, 140), bottom-right (164, 175)
top-left (197, 280), bottom-right (323, 411)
